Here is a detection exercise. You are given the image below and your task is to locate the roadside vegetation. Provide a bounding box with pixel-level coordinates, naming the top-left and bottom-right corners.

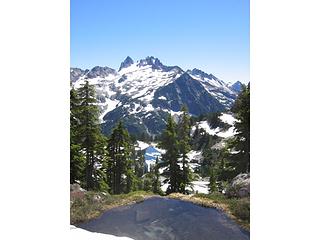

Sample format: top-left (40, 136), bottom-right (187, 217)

top-left (71, 190), bottom-right (157, 224)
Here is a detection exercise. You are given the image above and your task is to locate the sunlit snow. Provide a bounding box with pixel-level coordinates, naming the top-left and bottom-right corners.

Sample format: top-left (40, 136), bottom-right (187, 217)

top-left (70, 225), bottom-right (134, 240)
top-left (158, 96), bottom-right (167, 100)
top-left (219, 113), bottom-right (236, 125)
top-left (136, 141), bottom-right (149, 150)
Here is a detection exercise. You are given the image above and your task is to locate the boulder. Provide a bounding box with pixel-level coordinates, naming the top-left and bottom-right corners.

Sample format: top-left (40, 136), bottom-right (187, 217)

top-left (70, 183), bottom-right (86, 192)
top-left (93, 194), bottom-right (102, 203)
top-left (70, 183), bottom-right (86, 201)
top-left (226, 173), bottom-right (250, 198)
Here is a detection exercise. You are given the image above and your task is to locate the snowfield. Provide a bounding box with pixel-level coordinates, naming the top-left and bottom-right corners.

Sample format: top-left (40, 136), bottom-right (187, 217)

top-left (189, 180), bottom-right (210, 194)
top-left (136, 141), bottom-right (149, 150)
top-left (160, 179), bottom-right (209, 194)
top-left (191, 113), bottom-right (237, 139)
top-left (70, 225), bottom-right (134, 240)
top-left (197, 121), bottom-right (220, 136)
top-left (219, 113), bottom-right (237, 125)
top-left (187, 150), bottom-right (203, 163)
top-left (217, 126), bottom-right (236, 138)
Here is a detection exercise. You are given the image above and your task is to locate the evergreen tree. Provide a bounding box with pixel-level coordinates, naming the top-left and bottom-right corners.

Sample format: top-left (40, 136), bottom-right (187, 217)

top-left (152, 157), bottom-right (162, 194)
top-left (125, 142), bottom-right (138, 193)
top-left (209, 84), bottom-right (250, 184)
top-left (92, 134), bottom-right (109, 191)
top-left (209, 166), bottom-right (218, 193)
top-left (125, 166), bottom-right (138, 193)
top-left (158, 115), bottom-right (181, 194)
top-left (229, 83), bottom-right (250, 173)
top-left (134, 150), bottom-right (145, 178)
top-left (107, 121), bottom-right (133, 194)
top-left (70, 88), bottom-right (85, 183)
top-left (76, 81), bottom-right (108, 190)
top-left (209, 147), bottom-right (235, 192)
top-left (201, 147), bottom-right (219, 177)
top-left (177, 106), bottom-right (192, 194)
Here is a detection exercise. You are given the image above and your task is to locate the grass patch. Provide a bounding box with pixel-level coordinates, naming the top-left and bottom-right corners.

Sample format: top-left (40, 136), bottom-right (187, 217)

top-left (70, 190), bottom-right (156, 224)
top-left (228, 198), bottom-right (250, 222)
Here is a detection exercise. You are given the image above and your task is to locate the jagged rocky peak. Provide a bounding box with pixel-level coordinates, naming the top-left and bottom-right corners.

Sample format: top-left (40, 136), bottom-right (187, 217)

top-left (178, 71), bottom-right (193, 81)
top-left (187, 68), bottom-right (218, 80)
top-left (86, 66), bottom-right (117, 79)
top-left (230, 81), bottom-right (243, 93)
top-left (137, 56), bottom-right (183, 73)
top-left (70, 67), bottom-right (89, 82)
top-left (138, 56), bottom-right (163, 69)
top-left (119, 56), bottom-right (134, 71)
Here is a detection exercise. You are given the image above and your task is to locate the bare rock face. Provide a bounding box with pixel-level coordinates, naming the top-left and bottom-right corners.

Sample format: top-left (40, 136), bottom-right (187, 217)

top-left (226, 173), bottom-right (250, 198)
top-left (119, 56), bottom-right (134, 71)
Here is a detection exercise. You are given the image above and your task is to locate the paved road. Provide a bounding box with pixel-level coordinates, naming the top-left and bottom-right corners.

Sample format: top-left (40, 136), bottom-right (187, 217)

top-left (78, 197), bottom-right (249, 240)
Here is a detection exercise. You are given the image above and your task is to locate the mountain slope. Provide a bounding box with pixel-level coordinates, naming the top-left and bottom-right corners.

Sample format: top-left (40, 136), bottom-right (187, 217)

top-left (229, 81), bottom-right (243, 93)
top-left (152, 73), bottom-right (226, 115)
top-left (71, 56), bottom-right (240, 136)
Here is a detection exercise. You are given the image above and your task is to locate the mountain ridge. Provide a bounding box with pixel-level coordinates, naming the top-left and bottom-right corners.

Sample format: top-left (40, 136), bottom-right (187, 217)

top-left (71, 56), bottom-right (241, 136)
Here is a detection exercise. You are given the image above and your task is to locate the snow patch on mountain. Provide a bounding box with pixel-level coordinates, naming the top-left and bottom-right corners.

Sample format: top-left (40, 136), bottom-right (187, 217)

top-left (136, 141), bottom-right (149, 150)
top-left (187, 69), bottom-right (235, 107)
top-left (187, 150), bottom-right (203, 163)
top-left (219, 113), bottom-right (236, 125)
top-left (99, 99), bottom-right (120, 122)
top-left (217, 126), bottom-right (236, 138)
top-left (196, 121), bottom-right (220, 136)
top-left (158, 96), bottom-right (167, 100)
top-left (191, 113), bottom-right (237, 138)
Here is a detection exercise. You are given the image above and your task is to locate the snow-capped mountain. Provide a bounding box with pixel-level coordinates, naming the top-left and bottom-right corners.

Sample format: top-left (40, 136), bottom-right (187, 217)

top-left (71, 56), bottom-right (240, 136)
top-left (227, 81), bottom-right (243, 93)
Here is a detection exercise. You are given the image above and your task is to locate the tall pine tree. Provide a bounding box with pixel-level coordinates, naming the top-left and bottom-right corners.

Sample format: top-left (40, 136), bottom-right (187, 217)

top-left (177, 106), bottom-right (192, 194)
top-left (70, 88), bottom-right (85, 184)
top-left (158, 115), bottom-right (181, 194)
top-left (76, 81), bottom-right (108, 190)
top-left (151, 157), bottom-right (162, 194)
top-left (107, 121), bottom-right (133, 194)
top-left (230, 83), bottom-right (250, 173)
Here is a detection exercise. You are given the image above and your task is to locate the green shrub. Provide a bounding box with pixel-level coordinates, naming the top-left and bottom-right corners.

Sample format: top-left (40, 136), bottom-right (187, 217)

top-left (196, 192), bottom-right (227, 202)
top-left (229, 198), bottom-right (250, 221)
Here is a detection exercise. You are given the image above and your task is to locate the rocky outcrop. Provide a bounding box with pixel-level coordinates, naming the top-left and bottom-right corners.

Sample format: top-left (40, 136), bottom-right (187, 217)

top-left (226, 173), bottom-right (250, 198)
top-left (70, 183), bottom-right (85, 192)
top-left (119, 56), bottom-right (134, 71)
top-left (70, 183), bottom-right (86, 201)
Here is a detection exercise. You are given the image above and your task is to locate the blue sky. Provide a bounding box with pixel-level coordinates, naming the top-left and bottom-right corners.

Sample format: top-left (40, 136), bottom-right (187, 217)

top-left (71, 0), bottom-right (249, 83)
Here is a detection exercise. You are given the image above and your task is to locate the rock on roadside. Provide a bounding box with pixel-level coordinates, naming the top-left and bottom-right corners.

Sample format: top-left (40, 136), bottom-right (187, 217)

top-left (226, 173), bottom-right (250, 198)
top-left (70, 183), bottom-right (86, 202)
